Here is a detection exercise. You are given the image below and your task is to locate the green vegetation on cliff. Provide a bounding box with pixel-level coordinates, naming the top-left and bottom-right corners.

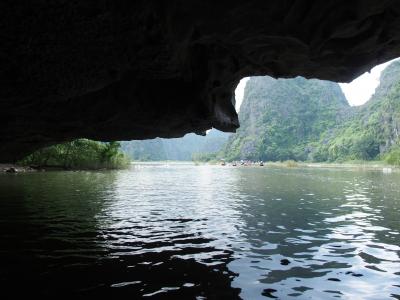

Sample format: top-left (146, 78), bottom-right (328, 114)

top-left (223, 76), bottom-right (351, 161)
top-left (313, 61), bottom-right (400, 163)
top-left (222, 61), bottom-right (400, 166)
top-left (19, 139), bottom-right (130, 170)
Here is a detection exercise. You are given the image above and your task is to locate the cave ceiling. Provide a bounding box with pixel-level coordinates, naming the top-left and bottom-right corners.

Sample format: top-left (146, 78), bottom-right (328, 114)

top-left (1, 1), bottom-right (400, 161)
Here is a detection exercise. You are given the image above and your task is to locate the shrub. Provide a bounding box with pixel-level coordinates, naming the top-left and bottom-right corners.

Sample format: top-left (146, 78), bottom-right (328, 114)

top-left (385, 147), bottom-right (400, 166)
top-left (284, 160), bottom-right (298, 167)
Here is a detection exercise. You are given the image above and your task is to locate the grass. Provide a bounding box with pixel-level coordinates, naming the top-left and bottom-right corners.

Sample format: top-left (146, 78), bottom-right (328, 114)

top-left (283, 160), bottom-right (298, 167)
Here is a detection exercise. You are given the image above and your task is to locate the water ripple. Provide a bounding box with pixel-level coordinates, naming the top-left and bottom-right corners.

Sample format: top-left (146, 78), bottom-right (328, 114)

top-left (0, 165), bottom-right (399, 299)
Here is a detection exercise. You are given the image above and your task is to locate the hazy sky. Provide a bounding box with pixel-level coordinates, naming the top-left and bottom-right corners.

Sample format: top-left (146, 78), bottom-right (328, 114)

top-left (234, 77), bottom-right (250, 111)
top-left (339, 58), bottom-right (399, 106)
top-left (234, 58), bottom-right (399, 111)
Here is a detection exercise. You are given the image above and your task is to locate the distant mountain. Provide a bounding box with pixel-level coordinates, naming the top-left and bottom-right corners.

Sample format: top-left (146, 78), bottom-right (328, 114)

top-left (222, 76), bottom-right (350, 161)
top-left (121, 129), bottom-right (230, 161)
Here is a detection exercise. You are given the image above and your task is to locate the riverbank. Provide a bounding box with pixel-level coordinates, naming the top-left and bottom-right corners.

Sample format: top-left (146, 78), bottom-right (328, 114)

top-left (305, 161), bottom-right (397, 170)
top-left (192, 160), bottom-right (399, 172)
top-left (16, 139), bottom-right (130, 171)
top-left (1, 163), bottom-right (130, 173)
top-left (268, 161), bottom-right (399, 172)
top-left (4, 160), bottom-right (398, 173)
top-left (0, 164), bottom-right (36, 173)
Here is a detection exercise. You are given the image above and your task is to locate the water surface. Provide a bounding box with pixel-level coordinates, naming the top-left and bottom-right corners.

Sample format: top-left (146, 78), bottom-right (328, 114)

top-left (0, 164), bottom-right (399, 299)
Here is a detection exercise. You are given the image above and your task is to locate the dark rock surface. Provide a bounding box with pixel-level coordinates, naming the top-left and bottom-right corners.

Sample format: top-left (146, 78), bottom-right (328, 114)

top-left (0, 164), bottom-right (34, 173)
top-left (262, 288), bottom-right (278, 298)
top-left (327, 278), bottom-right (341, 282)
top-left (280, 259), bottom-right (291, 266)
top-left (2, 1), bottom-right (400, 161)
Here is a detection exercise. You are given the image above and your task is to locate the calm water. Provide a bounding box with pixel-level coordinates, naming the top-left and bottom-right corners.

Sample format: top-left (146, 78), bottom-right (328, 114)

top-left (0, 164), bottom-right (399, 299)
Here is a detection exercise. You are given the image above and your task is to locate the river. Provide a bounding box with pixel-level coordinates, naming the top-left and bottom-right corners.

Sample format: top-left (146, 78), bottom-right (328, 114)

top-left (0, 163), bottom-right (399, 299)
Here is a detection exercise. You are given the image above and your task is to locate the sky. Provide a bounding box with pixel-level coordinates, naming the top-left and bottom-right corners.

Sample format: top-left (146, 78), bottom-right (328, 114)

top-left (234, 58), bottom-right (399, 111)
top-left (234, 77), bottom-right (250, 111)
top-left (339, 58), bottom-right (399, 106)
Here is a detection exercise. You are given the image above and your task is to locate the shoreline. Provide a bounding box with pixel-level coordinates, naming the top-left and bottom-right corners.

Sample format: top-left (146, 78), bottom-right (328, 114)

top-left (304, 162), bottom-right (396, 169)
top-left (0, 163), bottom-right (128, 173)
top-left (266, 161), bottom-right (399, 172)
top-left (132, 160), bottom-right (399, 170)
top-left (193, 160), bottom-right (399, 171)
top-left (2, 161), bottom-right (398, 173)
top-left (0, 164), bottom-right (37, 173)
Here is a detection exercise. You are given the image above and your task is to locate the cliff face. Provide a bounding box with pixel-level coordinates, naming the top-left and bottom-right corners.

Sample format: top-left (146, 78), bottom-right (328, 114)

top-left (223, 77), bottom-right (349, 161)
top-left (223, 61), bottom-right (400, 162)
top-left (313, 61), bottom-right (400, 161)
top-left (2, 1), bottom-right (400, 161)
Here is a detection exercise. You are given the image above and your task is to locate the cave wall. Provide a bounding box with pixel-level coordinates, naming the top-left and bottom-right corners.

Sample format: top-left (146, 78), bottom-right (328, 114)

top-left (2, 0), bottom-right (400, 161)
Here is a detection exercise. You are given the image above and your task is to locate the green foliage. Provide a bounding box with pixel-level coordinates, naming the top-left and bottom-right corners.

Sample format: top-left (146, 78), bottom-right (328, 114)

top-left (384, 146), bottom-right (400, 166)
top-left (312, 62), bottom-right (400, 162)
top-left (223, 76), bottom-right (350, 162)
top-left (191, 152), bottom-right (218, 162)
top-left (351, 134), bottom-right (380, 160)
top-left (19, 139), bottom-right (130, 170)
top-left (284, 160), bottom-right (298, 167)
top-left (222, 61), bottom-right (400, 164)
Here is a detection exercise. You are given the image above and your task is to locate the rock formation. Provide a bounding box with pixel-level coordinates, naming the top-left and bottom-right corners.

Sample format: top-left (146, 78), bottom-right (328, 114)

top-left (2, 1), bottom-right (400, 161)
top-left (222, 76), bottom-right (349, 161)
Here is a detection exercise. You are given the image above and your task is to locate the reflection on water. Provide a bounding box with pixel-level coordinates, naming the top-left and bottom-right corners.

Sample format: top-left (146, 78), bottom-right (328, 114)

top-left (0, 164), bottom-right (399, 299)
